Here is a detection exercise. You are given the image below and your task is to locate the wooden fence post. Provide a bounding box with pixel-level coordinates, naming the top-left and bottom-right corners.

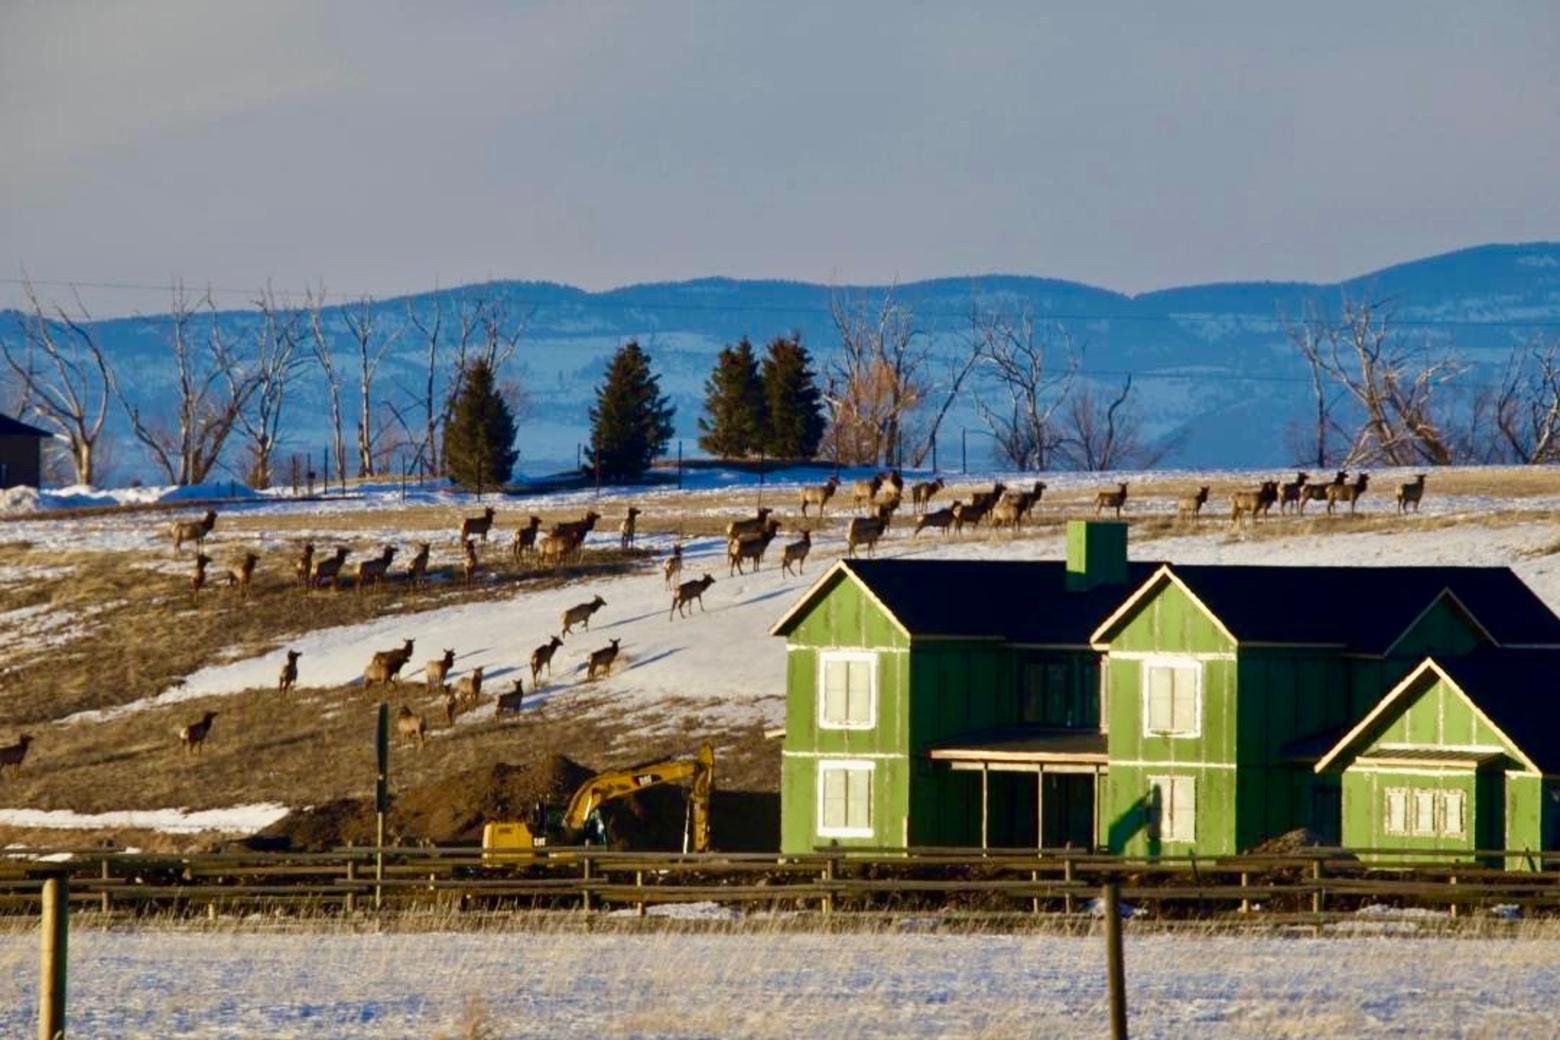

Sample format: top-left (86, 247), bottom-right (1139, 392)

top-left (822, 858), bottom-right (835, 916)
top-left (39, 872), bottom-right (68, 1040)
top-left (1063, 857), bottom-right (1076, 915)
top-left (1102, 881), bottom-right (1128, 1040)
top-left (581, 855), bottom-right (594, 913)
top-left (635, 870), bottom-right (646, 918)
top-left (345, 845), bottom-right (357, 916)
top-left (99, 859), bottom-right (111, 915)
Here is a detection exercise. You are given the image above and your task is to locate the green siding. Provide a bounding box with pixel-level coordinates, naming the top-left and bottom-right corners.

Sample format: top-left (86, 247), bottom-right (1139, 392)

top-left (1106, 580), bottom-right (1234, 655)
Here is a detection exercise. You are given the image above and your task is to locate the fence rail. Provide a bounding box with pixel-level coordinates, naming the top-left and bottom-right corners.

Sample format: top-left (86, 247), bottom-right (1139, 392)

top-left (1, 845), bottom-right (1556, 921)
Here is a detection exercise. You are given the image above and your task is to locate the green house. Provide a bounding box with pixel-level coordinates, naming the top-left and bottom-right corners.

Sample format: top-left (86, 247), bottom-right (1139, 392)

top-left (1314, 650), bottom-right (1560, 869)
top-left (1088, 564), bottom-right (1560, 857)
top-left (769, 522), bottom-right (1154, 855)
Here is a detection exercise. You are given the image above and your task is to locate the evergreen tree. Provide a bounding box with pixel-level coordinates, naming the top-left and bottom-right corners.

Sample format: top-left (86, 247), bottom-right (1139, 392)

top-left (697, 338), bottom-right (765, 457)
top-left (760, 335), bottom-right (826, 459)
top-left (588, 341), bottom-right (676, 481)
top-left (442, 359), bottom-right (518, 490)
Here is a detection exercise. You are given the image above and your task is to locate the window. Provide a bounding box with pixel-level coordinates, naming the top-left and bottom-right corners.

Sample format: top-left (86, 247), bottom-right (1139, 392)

top-left (817, 761), bottom-right (874, 837)
top-left (1384, 789), bottom-right (1408, 835)
top-left (1386, 786), bottom-right (1468, 838)
top-left (1441, 790), bottom-right (1465, 838)
top-left (819, 652), bottom-right (876, 729)
top-left (1147, 776), bottom-right (1195, 843)
top-left (1411, 789), bottom-right (1437, 836)
top-left (1142, 660), bottom-right (1201, 736)
top-left (1019, 659), bottom-right (1070, 725)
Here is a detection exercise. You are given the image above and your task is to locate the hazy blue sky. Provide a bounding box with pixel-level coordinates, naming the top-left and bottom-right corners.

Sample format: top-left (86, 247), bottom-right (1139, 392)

top-left (4, 0), bottom-right (1558, 314)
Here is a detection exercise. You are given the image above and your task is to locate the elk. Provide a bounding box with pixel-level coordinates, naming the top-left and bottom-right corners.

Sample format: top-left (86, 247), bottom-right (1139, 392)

top-left (989, 496), bottom-right (1025, 531)
top-left (294, 543), bottom-right (315, 589)
top-left (178, 711), bottom-right (218, 754)
top-left (1396, 474), bottom-right (1427, 514)
top-left (459, 506), bottom-right (497, 544)
top-left (780, 530), bottom-right (812, 576)
top-left (454, 665), bottom-right (485, 709)
top-left (1298, 470), bottom-right (1348, 514)
top-left (851, 474), bottom-right (884, 512)
top-left (727, 519), bottom-right (781, 576)
top-left (190, 554), bottom-right (213, 598)
top-left (511, 515), bottom-right (542, 562)
top-left (550, 510), bottom-right (602, 545)
top-left (910, 477), bottom-right (945, 510)
top-left (662, 544), bottom-right (684, 589)
top-left (799, 476), bottom-right (840, 517)
top-left (951, 500), bottom-right (989, 534)
top-left (619, 507), bottom-right (643, 550)
top-left (587, 638), bottom-right (621, 680)
top-left (1093, 482), bottom-right (1129, 518)
top-left (396, 706), bottom-right (427, 749)
top-left (1177, 486), bottom-right (1210, 520)
top-left (0, 734), bottom-right (33, 777)
top-left (539, 529), bottom-right (585, 567)
top-left (914, 502), bottom-right (959, 537)
top-left (561, 595), bottom-right (606, 636)
top-left (1013, 481), bottom-right (1047, 521)
top-left (495, 679), bottom-right (525, 718)
top-left (670, 573), bottom-right (717, 619)
top-left (1278, 472), bottom-right (1310, 514)
top-left (968, 482), bottom-right (1008, 512)
top-left (1231, 482), bottom-right (1279, 525)
top-left (1326, 472), bottom-right (1370, 514)
top-left (443, 687), bottom-right (460, 727)
top-left (171, 509), bottom-right (218, 553)
top-left (405, 542), bottom-right (431, 588)
top-left (277, 649), bottom-right (301, 694)
top-left (425, 648), bottom-right (457, 693)
top-left (846, 506), bottom-right (892, 557)
top-left (355, 545), bottom-right (397, 594)
top-left (461, 538), bottom-right (478, 585)
top-left (226, 552), bottom-right (259, 597)
top-left (530, 635), bottom-right (563, 686)
top-left (363, 638), bottom-right (416, 690)
top-left (310, 547), bottom-right (350, 591)
top-left (725, 507), bottom-right (774, 542)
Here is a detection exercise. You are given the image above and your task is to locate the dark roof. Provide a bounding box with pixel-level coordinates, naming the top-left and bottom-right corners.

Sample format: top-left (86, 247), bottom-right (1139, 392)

top-left (1279, 727), bottom-right (1348, 764)
top-left (826, 558), bottom-right (1162, 645)
top-left (0, 414), bottom-right (51, 438)
top-left (1163, 564), bottom-right (1560, 652)
top-left (1433, 649), bottom-right (1560, 773)
top-left (928, 726), bottom-right (1108, 762)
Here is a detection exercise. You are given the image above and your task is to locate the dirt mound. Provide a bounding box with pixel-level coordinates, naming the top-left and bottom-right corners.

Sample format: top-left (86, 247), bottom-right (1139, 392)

top-left (1248, 828), bottom-right (1331, 855)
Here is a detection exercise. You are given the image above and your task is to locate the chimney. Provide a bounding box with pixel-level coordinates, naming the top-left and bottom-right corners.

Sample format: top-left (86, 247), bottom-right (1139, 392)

top-left (1066, 520), bottom-right (1128, 590)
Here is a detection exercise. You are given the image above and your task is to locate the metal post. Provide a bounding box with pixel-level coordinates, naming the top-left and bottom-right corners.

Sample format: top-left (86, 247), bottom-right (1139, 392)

top-left (39, 873), bottom-right (68, 1040)
top-left (932, 433), bottom-right (937, 473)
top-left (677, 440), bottom-right (683, 491)
top-left (1103, 881), bottom-right (1128, 1040)
top-left (757, 449), bottom-right (765, 509)
top-left (961, 428), bottom-right (967, 474)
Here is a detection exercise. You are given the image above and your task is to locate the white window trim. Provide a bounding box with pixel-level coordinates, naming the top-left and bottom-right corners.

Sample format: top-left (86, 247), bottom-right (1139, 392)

top-left (817, 650), bottom-right (878, 730)
top-left (1140, 656), bottom-right (1203, 738)
top-left (816, 759), bottom-right (875, 838)
top-left (1410, 788), bottom-right (1437, 836)
top-left (1441, 790), bottom-right (1466, 838)
top-left (1147, 774), bottom-right (1195, 844)
top-left (1384, 788), bottom-right (1409, 836)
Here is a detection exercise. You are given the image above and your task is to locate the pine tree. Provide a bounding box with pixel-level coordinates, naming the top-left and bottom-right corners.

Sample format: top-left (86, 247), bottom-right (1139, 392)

top-left (588, 341), bottom-right (676, 481)
top-left (760, 335), bottom-right (826, 459)
top-left (697, 338), bottom-right (765, 458)
top-left (442, 359), bottom-right (518, 490)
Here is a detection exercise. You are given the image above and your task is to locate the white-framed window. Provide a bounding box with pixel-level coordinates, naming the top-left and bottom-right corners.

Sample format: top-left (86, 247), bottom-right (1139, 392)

top-left (817, 760), bottom-right (875, 837)
top-left (1441, 790), bottom-right (1466, 838)
top-left (818, 651), bottom-right (877, 729)
top-left (1141, 658), bottom-right (1201, 737)
top-left (1147, 775), bottom-right (1196, 843)
top-left (1384, 789), bottom-right (1408, 835)
top-left (1411, 789), bottom-right (1437, 836)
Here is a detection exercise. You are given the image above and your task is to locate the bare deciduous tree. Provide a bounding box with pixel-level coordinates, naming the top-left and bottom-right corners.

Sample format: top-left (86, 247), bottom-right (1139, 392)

top-left (1057, 373), bottom-right (1173, 471)
top-left (237, 288), bottom-right (307, 488)
top-left (1282, 303), bottom-right (1351, 468)
top-left (973, 310), bottom-right (1079, 470)
top-left (824, 288), bottom-right (926, 467)
top-left (341, 297), bottom-right (399, 478)
top-left (117, 284), bottom-right (258, 486)
top-left (0, 280), bottom-right (116, 485)
top-left (1489, 337), bottom-right (1560, 464)
top-left (305, 288), bottom-right (349, 485)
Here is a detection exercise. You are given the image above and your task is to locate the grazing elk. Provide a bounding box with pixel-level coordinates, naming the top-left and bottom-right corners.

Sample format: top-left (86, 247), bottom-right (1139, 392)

top-left (190, 554), bottom-right (213, 598)
top-left (454, 666), bottom-right (485, 709)
top-left (1396, 474), bottom-right (1427, 514)
top-left (363, 639), bottom-right (416, 690)
top-left (355, 545), bottom-right (397, 594)
top-left (851, 474), bottom-right (885, 512)
top-left (511, 515), bottom-right (542, 562)
top-left (425, 648), bottom-right (457, 694)
top-left (1093, 482), bottom-right (1129, 519)
top-left (725, 507), bottom-right (774, 542)
top-left (561, 595), bottom-right (606, 636)
top-left (1178, 486), bottom-right (1210, 520)
top-left (178, 711), bottom-right (219, 755)
top-left (619, 507), bottom-right (643, 550)
top-left (662, 544), bottom-right (684, 589)
top-left (846, 506), bottom-right (892, 558)
top-left (780, 530), bottom-right (812, 576)
top-left (278, 649), bottom-right (302, 694)
top-left (1231, 482), bottom-right (1279, 526)
top-left (727, 519), bottom-right (781, 576)
top-left (799, 475), bottom-right (840, 517)
top-left (495, 679), bottom-right (526, 718)
top-left (226, 552), bottom-right (259, 598)
top-left (405, 541), bottom-right (431, 588)
top-left (670, 573), bottom-right (717, 619)
top-left (587, 638), bottom-right (621, 681)
top-left (171, 509), bottom-right (218, 553)
top-left (311, 547), bottom-right (350, 591)
top-left (0, 734), bottom-right (33, 777)
top-left (396, 706), bottom-right (427, 749)
top-left (1278, 472), bottom-right (1310, 514)
top-left (911, 477), bottom-right (945, 510)
top-left (294, 542), bottom-right (315, 589)
top-left (914, 502), bottom-right (959, 537)
top-left (459, 506), bottom-right (497, 544)
top-left (530, 635), bottom-right (563, 686)
top-left (461, 538), bottom-right (478, 585)
top-left (1326, 472), bottom-right (1370, 514)
top-left (1298, 471), bottom-right (1348, 513)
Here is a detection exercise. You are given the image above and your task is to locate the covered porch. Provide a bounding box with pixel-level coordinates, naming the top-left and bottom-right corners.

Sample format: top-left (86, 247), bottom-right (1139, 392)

top-left (929, 728), bottom-right (1108, 851)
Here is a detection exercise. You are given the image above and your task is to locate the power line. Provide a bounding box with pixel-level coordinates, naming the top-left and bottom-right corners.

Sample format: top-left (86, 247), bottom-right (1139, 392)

top-left (3, 275), bottom-right (1559, 330)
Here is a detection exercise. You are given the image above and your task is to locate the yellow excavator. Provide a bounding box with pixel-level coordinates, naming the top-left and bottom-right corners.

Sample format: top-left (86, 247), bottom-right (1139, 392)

top-left (482, 743), bottom-right (714, 863)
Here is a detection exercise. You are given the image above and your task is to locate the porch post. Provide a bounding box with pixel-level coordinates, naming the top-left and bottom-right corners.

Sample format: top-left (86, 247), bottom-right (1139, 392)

top-left (1092, 768), bottom-right (1102, 850)
top-left (980, 764), bottom-right (989, 853)
top-left (1036, 768), bottom-right (1045, 851)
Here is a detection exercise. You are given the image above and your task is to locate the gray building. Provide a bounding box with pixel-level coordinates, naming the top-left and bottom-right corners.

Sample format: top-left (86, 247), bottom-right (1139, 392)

top-left (0, 414), bottom-right (50, 489)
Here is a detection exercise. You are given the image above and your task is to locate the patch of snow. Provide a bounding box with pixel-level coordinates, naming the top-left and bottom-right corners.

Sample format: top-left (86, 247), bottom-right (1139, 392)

top-left (0, 804), bottom-right (290, 835)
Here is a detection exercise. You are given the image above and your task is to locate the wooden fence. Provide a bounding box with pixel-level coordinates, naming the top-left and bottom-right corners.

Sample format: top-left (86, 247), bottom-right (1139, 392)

top-left (1, 846), bottom-right (1556, 923)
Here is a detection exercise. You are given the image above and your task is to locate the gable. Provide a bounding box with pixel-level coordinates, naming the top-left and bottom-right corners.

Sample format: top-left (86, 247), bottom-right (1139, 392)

top-left (772, 564), bottom-right (910, 649)
top-left (1092, 569), bottom-right (1236, 653)
top-left (1384, 591), bottom-right (1491, 660)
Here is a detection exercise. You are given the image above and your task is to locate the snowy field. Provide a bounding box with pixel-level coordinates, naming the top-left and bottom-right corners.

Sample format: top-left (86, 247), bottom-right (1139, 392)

top-left (0, 926), bottom-right (1555, 1038)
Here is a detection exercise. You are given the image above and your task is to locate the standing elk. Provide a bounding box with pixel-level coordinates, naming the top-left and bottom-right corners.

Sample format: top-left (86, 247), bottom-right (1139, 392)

top-left (1093, 482), bottom-right (1129, 519)
top-left (1396, 474), bottom-right (1427, 513)
top-left (405, 542), bottom-right (431, 588)
top-left (914, 502), bottom-right (959, 537)
top-left (355, 545), bottom-right (397, 594)
top-left (1278, 472), bottom-right (1310, 514)
top-left (425, 648), bottom-right (457, 693)
top-left (1231, 482), bottom-right (1279, 526)
top-left (951, 500), bottom-right (989, 535)
top-left (454, 666), bottom-right (485, 709)
top-left (561, 595), bottom-right (606, 636)
top-left (178, 711), bottom-right (218, 754)
top-left (531, 635), bottom-right (563, 686)
top-left (1298, 471), bottom-right (1348, 514)
top-left (846, 505), bottom-right (893, 557)
top-left (190, 554), bottom-right (213, 598)
top-left (799, 476), bottom-right (840, 517)
top-left (396, 706), bottom-right (427, 749)
top-left (725, 507), bottom-right (774, 542)
top-left (459, 506), bottom-right (497, 544)
top-left (851, 474), bottom-right (884, 512)
top-left (663, 544), bottom-right (684, 589)
top-left (780, 530), bottom-right (812, 576)
top-left (171, 509), bottom-right (218, 553)
top-left (511, 515), bottom-right (542, 562)
top-left (1178, 486), bottom-right (1210, 520)
top-left (968, 482), bottom-right (1007, 512)
top-left (310, 547), bottom-right (350, 591)
top-left (278, 649), bottom-right (302, 694)
top-left (587, 639), bottom-right (621, 680)
top-left (619, 507), bottom-right (643, 550)
top-left (495, 679), bottom-right (526, 718)
top-left (461, 538), bottom-right (478, 585)
top-left (226, 552), bottom-right (259, 598)
top-left (910, 478), bottom-right (945, 510)
top-left (727, 519), bottom-right (781, 576)
top-left (1326, 473), bottom-right (1370, 515)
top-left (363, 639), bottom-right (416, 690)
top-left (671, 573), bottom-right (717, 619)
top-left (294, 543), bottom-right (315, 589)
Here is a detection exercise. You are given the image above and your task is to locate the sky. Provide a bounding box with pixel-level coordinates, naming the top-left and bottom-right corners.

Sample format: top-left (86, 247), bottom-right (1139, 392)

top-left (3, 0), bottom-right (1558, 316)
